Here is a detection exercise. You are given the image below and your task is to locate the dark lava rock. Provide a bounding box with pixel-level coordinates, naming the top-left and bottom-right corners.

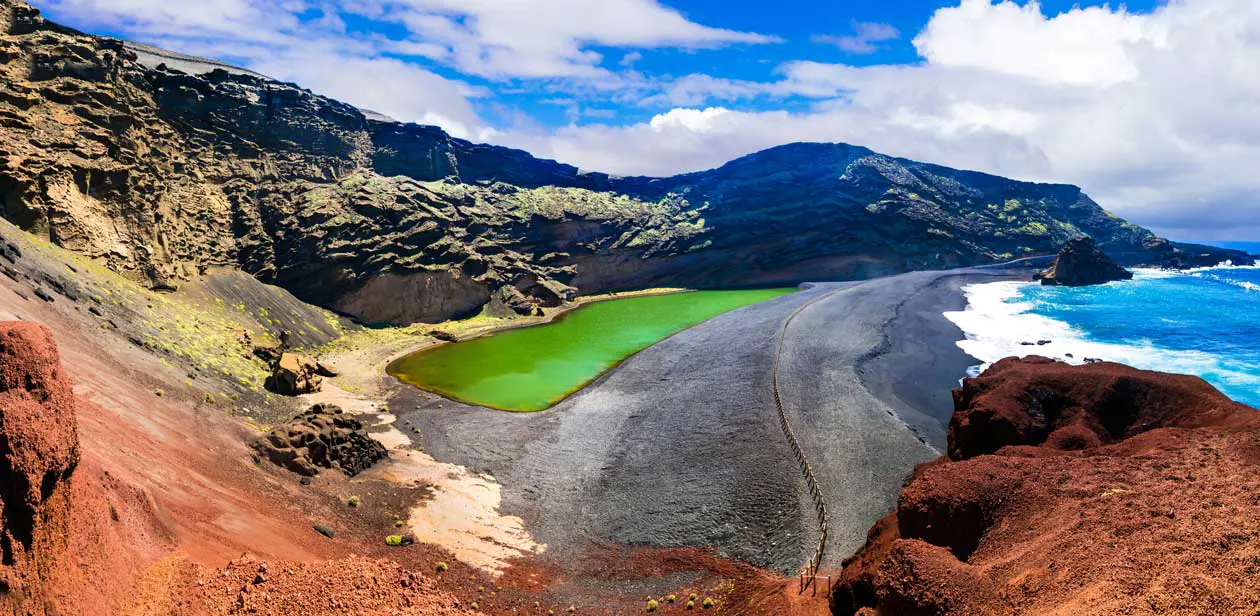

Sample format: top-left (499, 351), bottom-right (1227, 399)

top-left (253, 403), bottom-right (387, 477)
top-left (1034, 237), bottom-right (1133, 286)
top-left (428, 330), bottom-right (458, 343)
top-left (313, 361), bottom-right (338, 378)
top-left (252, 345), bottom-right (282, 364)
top-left (313, 524), bottom-right (335, 539)
top-left (31, 286), bottom-right (53, 302)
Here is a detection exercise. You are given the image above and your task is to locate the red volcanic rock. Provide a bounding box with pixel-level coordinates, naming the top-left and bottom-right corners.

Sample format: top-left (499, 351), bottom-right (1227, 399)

top-left (948, 356), bottom-right (1251, 460)
top-left (0, 322), bottom-right (80, 612)
top-left (833, 358), bottom-right (1260, 616)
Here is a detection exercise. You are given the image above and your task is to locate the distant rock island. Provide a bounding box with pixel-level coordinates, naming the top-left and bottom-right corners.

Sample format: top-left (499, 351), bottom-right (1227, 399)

top-left (1035, 237), bottom-right (1135, 286)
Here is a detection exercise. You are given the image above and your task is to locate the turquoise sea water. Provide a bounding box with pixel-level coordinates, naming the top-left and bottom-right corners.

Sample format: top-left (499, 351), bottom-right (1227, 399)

top-left (945, 263), bottom-right (1260, 408)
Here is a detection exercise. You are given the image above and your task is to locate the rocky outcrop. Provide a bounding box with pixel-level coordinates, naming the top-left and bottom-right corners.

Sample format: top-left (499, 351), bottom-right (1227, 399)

top-left (269, 353), bottom-right (322, 395)
top-left (832, 358), bottom-right (1260, 616)
top-left (1034, 237), bottom-right (1133, 286)
top-left (253, 404), bottom-right (387, 476)
top-left (0, 322), bottom-right (79, 613)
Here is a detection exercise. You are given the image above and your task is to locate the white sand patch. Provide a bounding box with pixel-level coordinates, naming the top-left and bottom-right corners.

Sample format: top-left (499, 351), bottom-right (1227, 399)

top-left (364, 450), bottom-right (545, 575)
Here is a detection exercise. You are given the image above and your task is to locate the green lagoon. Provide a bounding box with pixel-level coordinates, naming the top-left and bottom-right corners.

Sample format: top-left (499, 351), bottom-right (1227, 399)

top-left (389, 288), bottom-right (795, 411)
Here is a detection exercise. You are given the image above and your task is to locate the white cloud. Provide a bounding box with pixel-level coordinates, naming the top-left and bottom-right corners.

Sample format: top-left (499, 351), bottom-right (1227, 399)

top-left (913, 0), bottom-right (1164, 87)
top-left (252, 52), bottom-right (488, 138)
top-left (813, 21), bottom-right (900, 55)
top-left (500, 0), bottom-right (1260, 238)
top-left (363, 0), bottom-right (777, 79)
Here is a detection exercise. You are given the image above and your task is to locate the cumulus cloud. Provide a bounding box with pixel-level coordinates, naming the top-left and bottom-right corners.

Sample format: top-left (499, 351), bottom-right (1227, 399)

top-left (505, 0), bottom-right (1260, 239)
top-left (378, 0), bottom-right (777, 79)
top-left (913, 0), bottom-right (1163, 87)
top-left (813, 21), bottom-right (900, 55)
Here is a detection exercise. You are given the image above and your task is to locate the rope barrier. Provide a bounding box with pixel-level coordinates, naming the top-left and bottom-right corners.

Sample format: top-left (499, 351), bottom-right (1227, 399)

top-left (772, 285), bottom-right (843, 594)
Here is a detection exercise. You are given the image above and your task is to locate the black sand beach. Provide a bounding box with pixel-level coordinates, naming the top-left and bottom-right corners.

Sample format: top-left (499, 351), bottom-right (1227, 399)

top-left (392, 266), bottom-right (1026, 573)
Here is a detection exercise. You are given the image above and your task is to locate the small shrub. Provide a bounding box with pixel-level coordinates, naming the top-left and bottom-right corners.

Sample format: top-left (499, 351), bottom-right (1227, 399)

top-left (385, 535), bottom-right (403, 546)
top-left (667, 594), bottom-right (676, 603)
top-left (702, 597), bottom-right (714, 609)
top-left (689, 593), bottom-right (697, 602)
top-left (470, 602), bottom-right (479, 610)
top-left (646, 599), bottom-right (659, 612)
top-left (686, 600), bottom-right (695, 610)
top-left (347, 495), bottom-right (361, 507)
top-left (395, 520), bottom-right (405, 528)
top-left (435, 562), bottom-right (448, 573)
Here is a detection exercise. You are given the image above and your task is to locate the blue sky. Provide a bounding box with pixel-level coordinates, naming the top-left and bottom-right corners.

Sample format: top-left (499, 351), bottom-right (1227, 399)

top-left (33, 0), bottom-right (1260, 240)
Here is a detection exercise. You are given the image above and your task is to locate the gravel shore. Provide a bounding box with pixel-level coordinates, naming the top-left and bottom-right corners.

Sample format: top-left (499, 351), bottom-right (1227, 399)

top-left (393, 267), bottom-right (1023, 573)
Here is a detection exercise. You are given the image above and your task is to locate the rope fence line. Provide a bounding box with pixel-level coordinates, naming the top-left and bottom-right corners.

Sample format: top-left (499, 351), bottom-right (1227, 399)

top-left (771, 285), bottom-right (844, 595)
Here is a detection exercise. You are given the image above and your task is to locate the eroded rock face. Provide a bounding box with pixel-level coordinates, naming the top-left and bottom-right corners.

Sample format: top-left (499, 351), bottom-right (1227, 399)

top-left (270, 353), bottom-right (322, 395)
top-left (833, 358), bottom-right (1260, 616)
top-left (1034, 237), bottom-right (1133, 286)
top-left (0, 321), bottom-right (79, 613)
top-left (253, 404), bottom-right (387, 477)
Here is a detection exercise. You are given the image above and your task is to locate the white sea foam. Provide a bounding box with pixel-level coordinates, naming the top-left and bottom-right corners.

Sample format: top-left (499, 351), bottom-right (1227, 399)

top-left (1183, 259), bottom-right (1260, 273)
top-left (1188, 272), bottom-right (1260, 292)
top-left (943, 281), bottom-right (1260, 389)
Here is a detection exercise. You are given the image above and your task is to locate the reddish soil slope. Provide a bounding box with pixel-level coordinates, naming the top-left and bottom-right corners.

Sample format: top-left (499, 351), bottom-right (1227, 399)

top-left (0, 322), bottom-right (170, 615)
top-left (833, 356), bottom-right (1260, 616)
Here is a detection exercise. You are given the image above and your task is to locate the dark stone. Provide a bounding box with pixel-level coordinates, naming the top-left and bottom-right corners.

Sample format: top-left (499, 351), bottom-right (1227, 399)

top-left (313, 524), bottom-right (335, 539)
top-left (253, 404), bottom-right (387, 476)
top-left (32, 286), bottom-right (53, 302)
top-left (252, 345), bottom-right (282, 364)
top-left (1035, 237), bottom-right (1133, 287)
top-left (314, 361), bottom-right (338, 377)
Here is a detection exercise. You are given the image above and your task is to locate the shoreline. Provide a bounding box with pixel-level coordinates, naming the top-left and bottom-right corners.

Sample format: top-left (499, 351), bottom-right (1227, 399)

top-left (944, 266), bottom-right (1260, 410)
top-left (391, 267), bottom-right (1034, 575)
top-left (855, 269), bottom-right (1027, 448)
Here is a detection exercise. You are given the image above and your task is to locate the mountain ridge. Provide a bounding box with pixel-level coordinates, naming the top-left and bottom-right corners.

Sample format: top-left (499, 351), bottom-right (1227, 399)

top-left (0, 0), bottom-right (1245, 324)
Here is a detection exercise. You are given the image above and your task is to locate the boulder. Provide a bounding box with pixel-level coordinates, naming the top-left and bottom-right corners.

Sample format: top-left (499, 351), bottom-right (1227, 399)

top-left (314, 361), bottom-right (338, 378)
top-left (253, 404), bottom-right (387, 477)
top-left (270, 352), bottom-right (322, 395)
top-left (1034, 237), bottom-right (1133, 286)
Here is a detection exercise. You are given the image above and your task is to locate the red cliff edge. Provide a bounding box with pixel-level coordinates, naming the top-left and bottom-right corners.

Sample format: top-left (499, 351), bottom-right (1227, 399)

top-left (832, 356), bottom-right (1260, 616)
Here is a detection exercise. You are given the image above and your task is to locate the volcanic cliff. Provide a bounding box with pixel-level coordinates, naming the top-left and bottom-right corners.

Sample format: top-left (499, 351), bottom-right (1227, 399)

top-left (831, 357), bottom-right (1260, 615)
top-left (0, 0), bottom-right (1245, 325)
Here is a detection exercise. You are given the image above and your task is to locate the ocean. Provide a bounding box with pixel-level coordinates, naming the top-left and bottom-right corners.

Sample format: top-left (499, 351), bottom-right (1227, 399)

top-left (945, 261), bottom-right (1260, 408)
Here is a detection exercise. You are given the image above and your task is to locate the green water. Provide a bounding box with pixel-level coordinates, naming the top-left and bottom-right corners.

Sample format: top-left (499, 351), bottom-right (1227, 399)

top-left (389, 288), bottom-right (795, 411)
